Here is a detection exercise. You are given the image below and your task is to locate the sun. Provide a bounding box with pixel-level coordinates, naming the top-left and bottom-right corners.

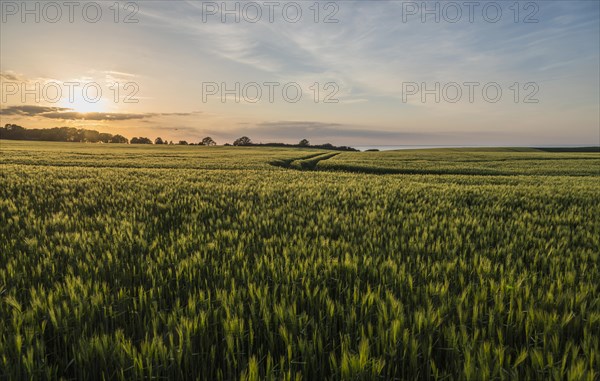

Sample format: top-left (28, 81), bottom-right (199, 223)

top-left (60, 95), bottom-right (109, 114)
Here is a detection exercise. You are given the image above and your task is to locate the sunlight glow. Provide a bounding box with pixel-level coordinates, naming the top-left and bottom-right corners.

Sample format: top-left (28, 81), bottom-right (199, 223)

top-left (60, 95), bottom-right (109, 114)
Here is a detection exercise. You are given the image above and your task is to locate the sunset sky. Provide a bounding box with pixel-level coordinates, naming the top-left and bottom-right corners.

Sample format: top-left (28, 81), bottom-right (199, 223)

top-left (1, 0), bottom-right (599, 146)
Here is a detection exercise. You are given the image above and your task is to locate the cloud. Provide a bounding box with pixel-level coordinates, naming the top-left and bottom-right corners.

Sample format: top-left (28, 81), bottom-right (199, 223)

top-left (0, 105), bottom-right (201, 121)
top-left (101, 70), bottom-right (139, 84)
top-left (255, 121), bottom-right (438, 140)
top-left (0, 105), bottom-right (72, 116)
top-left (0, 71), bottom-right (22, 81)
top-left (40, 111), bottom-right (151, 121)
top-left (152, 111), bottom-right (202, 117)
top-left (204, 120), bottom-right (445, 144)
top-left (103, 70), bottom-right (137, 78)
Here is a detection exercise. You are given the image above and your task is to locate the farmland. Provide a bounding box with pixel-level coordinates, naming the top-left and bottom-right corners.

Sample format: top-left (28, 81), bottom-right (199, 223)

top-left (1, 140), bottom-right (599, 380)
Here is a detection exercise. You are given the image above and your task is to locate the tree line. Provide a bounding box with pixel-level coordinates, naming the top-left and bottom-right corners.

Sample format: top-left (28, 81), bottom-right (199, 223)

top-left (1, 124), bottom-right (128, 143)
top-left (1, 124), bottom-right (357, 151)
top-left (229, 137), bottom-right (358, 151)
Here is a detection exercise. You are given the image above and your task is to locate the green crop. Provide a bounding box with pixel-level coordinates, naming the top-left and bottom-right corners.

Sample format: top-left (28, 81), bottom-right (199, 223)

top-left (1, 141), bottom-right (598, 380)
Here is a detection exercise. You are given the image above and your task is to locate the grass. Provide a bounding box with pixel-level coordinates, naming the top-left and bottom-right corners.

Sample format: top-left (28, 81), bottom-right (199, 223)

top-left (1, 140), bottom-right (599, 380)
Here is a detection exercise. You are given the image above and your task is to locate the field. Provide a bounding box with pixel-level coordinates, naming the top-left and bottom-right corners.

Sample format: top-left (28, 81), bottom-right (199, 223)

top-left (1, 140), bottom-right (599, 380)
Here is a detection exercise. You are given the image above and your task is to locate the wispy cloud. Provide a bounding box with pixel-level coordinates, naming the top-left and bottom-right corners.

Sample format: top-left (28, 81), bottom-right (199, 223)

top-left (0, 71), bottom-right (22, 81)
top-left (204, 120), bottom-right (446, 144)
top-left (1, 105), bottom-right (71, 116)
top-left (0, 105), bottom-right (201, 121)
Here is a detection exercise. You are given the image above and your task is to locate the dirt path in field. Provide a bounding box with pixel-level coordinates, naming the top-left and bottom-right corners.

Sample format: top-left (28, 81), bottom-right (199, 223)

top-left (271, 152), bottom-right (600, 177)
top-left (270, 152), bottom-right (340, 171)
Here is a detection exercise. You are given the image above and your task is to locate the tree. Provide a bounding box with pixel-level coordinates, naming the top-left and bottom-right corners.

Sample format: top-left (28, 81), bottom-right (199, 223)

top-left (178, 140), bottom-right (188, 145)
top-left (299, 139), bottom-right (310, 147)
top-left (155, 137), bottom-right (164, 145)
top-left (1, 124), bottom-right (26, 140)
top-left (233, 136), bottom-right (252, 146)
top-left (131, 137), bottom-right (152, 144)
top-left (109, 134), bottom-right (129, 144)
top-left (98, 133), bottom-right (113, 143)
top-left (201, 137), bottom-right (216, 146)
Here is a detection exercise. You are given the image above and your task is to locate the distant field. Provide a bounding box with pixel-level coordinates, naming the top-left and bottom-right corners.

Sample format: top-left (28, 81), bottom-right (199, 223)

top-left (319, 148), bottom-right (600, 176)
top-left (1, 140), bottom-right (599, 380)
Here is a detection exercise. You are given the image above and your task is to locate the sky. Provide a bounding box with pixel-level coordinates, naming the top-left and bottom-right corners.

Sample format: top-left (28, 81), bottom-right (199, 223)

top-left (1, 0), bottom-right (599, 146)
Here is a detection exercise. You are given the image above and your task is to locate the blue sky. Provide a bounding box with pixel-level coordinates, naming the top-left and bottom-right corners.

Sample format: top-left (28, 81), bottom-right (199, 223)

top-left (1, 0), bottom-right (598, 145)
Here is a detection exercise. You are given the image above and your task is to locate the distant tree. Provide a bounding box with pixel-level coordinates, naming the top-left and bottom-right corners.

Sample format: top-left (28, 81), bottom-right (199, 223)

top-left (178, 140), bottom-right (188, 145)
top-left (79, 129), bottom-right (100, 143)
top-left (109, 134), bottom-right (129, 144)
top-left (131, 137), bottom-right (152, 144)
top-left (169, 140), bottom-right (174, 145)
top-left (299, 139), bottom-right (310, 147)
top-left (1, 124), bottom-right (26, 140)
top-left (224, 143), bottom-right (231, 146)
top-left (201, 137), bottom-right (216, 146)
top-left (233, 136), bottom-right (252, 146)
top-left (155, 137), bottom-right (164, 145)
top-left (0, 124), bottom-right (133, 144)
top-left (98, 133), bottom-right (113, 143)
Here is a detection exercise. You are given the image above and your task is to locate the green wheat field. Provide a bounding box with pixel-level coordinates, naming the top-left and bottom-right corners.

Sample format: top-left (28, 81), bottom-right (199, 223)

top-left (1, 140), bottom-right (599, 380)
